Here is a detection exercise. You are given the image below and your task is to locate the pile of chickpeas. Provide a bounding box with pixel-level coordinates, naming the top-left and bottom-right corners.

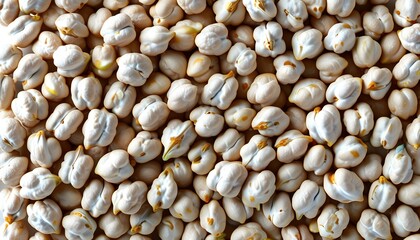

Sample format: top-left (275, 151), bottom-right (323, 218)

top-left (0, 0), bottom-right (419, 239)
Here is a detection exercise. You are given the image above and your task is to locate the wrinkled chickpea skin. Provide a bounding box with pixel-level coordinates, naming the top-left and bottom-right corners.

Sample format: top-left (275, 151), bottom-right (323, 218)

top-left (0, 1), bottom-right (419, 239)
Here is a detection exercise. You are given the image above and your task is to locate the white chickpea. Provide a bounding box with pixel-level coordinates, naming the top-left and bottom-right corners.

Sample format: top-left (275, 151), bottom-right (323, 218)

top-left (149, 0), bottom-right (183, 27)
top-left (206, 160), bottom-right (248, 198)
top-left (380, 31), bottom-right (407, 64)
top-left (147, 168), bottom-right (178, 212)
top-left (161, 119), bottom-right (197, 161)
top-left (100, 13), bottom-right (136, 47)
top-left (127, 131), bottom-right (162, 163)
top-left (303, 145), bottom-right (333, 176)
top-left (201, 71), bottom-right (238, 110)
top-left (132, 95), bottom-right (169, 131)
top-left (343, 102), bottom-right (374, 137)
top-left (190, 105), bottom-right (224, 137)
top-left (120, 4), bottom-right (152, 30)
top-left (177, 0), bottom-right (205, 14)
top-left (27, 130), bottom-right (62, 168)
top-left (291, 27), bottom-right (323, 60)
top-left (354, 154), bottom-right (383, 183)
top-left (46, 103), bottom-right (83, 141)
top-left (62, 208), bottom-right (97, 240)
top-left (393, 0), bottom-right (420, 27)
top-left (0, 75), bottom-right (14, 110)
top-left (253, 21), bottom-right (286, 58)
top-left (0, 118), bottom-right (26, 153)
top-left (169, 189), bottom-right (200, 222)
top-left (213, 128), bottom-right (246, 161)
top-left (398, 175), bottom-right (420, 207)
top-left (277, 162), bottom-right (307, 193)
top-left (289, 78), bottom-right (326, 111)
top-left (333, 136), bottom-right (367, 168)
top-left (247, 73), bottom-right (281, 107)
top-left (112, 180), bottom-right (147, 215)
top-left (371, 116), bottom-right (403, 149)
top-left (273, 52), bottom-right (305, 84)
top-left (324, 23), bottom-right (355, 54)
top-left (167, 78), bottom-right (199, 113)
top-left (406, 117), bottom-right (420, 151)
top-left (390, 205), bottom-right (420, 238)
top-left (317, 204), bottom-right (350, 239)
top-left (87, 8), bottom-right (111, 36)
top-left (262, 192), bottom-right (294, 228)
top-left (361, 66), bottom-right (392, 100)
top-left (55, 0), bottom-right (88, 12)
top-left (41, 72), bottom-right (69, 102)
top-left (199, 200), bottom-right (226, 236)
top-left (252, 210), bottom-right (281, 240)
top-left (363, 5), bottom-right (394, 40)
top-left (0, 187), bottom-right (28, 224)
top-left (103, 81), bottom-right (136, 118)
top-left (368, 176), bottom-right (397, 213)
top-left (53, 44), bottom-right (90, 77)
top-left (55, 13), bottom-right (89, 44)
top-left (116, 52), bottom-right (153, 87)
top-left (32, 31), bottom-right (62, 60)
top-left (229, 25), bottom-right (255, 47)
top-left (71, 74), bottom-right (102, 111)
top-left (352, 36), bottom-right (382, 68)
top-left (0, 45), bottom-right (21, 79)
top-left (58, 145), bottom-right (93, 189)
top-left (95, 150), bottom-right (134, 184)
top-left (0, 0), bottom-right (19, 26)
top-left (226, 42), bottom-right (257, 76)
top-left (276, 0), bottom-right (308, 32)
top-left (186, 51), bottom-right (220, 83)
top-left (231, 222), bottom-right (268, 240)
top-left (81, 179), bottom-right (114, 218)
top-left (7, 14), bottom-right (43, 48)
top-left (11, 89), bottom-right (49, 128)
top-left (169, 21), bottom-right (202, 51)
top-left (240, 134), bottom-right (276, 171)
top-left (383, 145), bottom-right (414, 185)
top-left (0, 221), bottom-right (29, 240)
top-left (82, 108), bottom-right (118, 149)
top-left (292, 180), bottom-right (326, 219)
top-left (27, 199), bottom-right (62, 234)
top-left (212, 0), bottom-right (246, 26)
top-left (393, 53), bottom-right (420, 88)
top-left (139, 26), bottom-right (175, 56)
top-left (222, 197), bottom-right (253, 224)
top-left (275, 130), bottom-right (312, 164)
top-left (19, 167), bottom-right (61, 200)
top-left (98, 211), bottom-right (130, 239)
top-left (130, 204), bottom-right (163, 235)
top-left (356, 209), bottom-right (392, 240)
top-left (388, 88), bottom-right (418, 120)
top-left (252, 106), bottom-right (290, 137)
top-left (326, 0), bottom-right (355, 17)
top-left (195, 23), bottom-right (232, 56)
top-left (324, 168), bottom-right (364, 203)
top-left (316, 53), bottom-right (348, 83)
top-left (306, 104), bottom-right (342, 147)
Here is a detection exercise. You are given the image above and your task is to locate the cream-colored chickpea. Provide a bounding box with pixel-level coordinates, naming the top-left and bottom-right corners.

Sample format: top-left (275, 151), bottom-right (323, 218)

top-left (289, 78), bottom-right (326, 111)
top-left (149, 0), bottom-right (183, 27)
top-left (147, 168), bottom-right (178, 212)
top-left (326, 0), bottom-right (355, 17)
top-left (87, 8), bottom-right (111, 36)
top-left (91, 44), bottom-right (117, 78)
top-left (388, 88), bottom-right (418, 120)
top-left (0, 43), bottom-right (21, 75)
top-left (275, 130), bottom-right (313, 164)
top-left (0, 187), bottom-right (28, 224)
top-left (7, 14), bottom-right (43, 48)
top-left (291, 27), bottom-right (323, 60)
top-left (310, 14), bottom-right (337, 36)
top-left (55, 13), bottom-right (89, 44)
top-left (352, 36), bottom-right (382, 68)
top-left (273, 52), bottom-right (305, 85)
top-left (98, 211), bottom-right (130, 239)
top-left (212, 0), bottom-right (246, 26)
top-left (316, 53), bottom-right (348, 83)
top-left (121, 4), bottom-right (152, 30)
top-left (0, 75), bottom-right (14, 110)
top-left (195, 23), bottom-right (232, 56)
top-left (361, 66), bottom-right (392, 100)
top-left (380, 31), bottom-right (406, 64)
top-left (393, 53), bottom-right (420, 88)
top-left (0, 0), bottom-right (19, 26)
top-left (140, 26), bottom-right (175, 56)
top-left (214, 128), bottom-right (245, 161)
top-left (130, 204), bottom-right (163, 235)
top-left (0, 118), bottom-right (26, 153)
top-left (371, 116), bottom-right (403, 149)
top-left (100, 13), bottom-right (136, 47)
top-left (199, 200), bottom-right (226, 236)
top-left (222, 197), bottom-right (253, 224)
top-left (32, 31), bottom-right (62, 60)
top-left (363, 5), bottom-right (394, 39)
top-left (306, 105), bottom-right (342, 147)
top-left (169, 189), bottom-right (200, 222)
top-left (393, 0), bottom-right (420, 27)
top-left (252, 106), bottom-right (290, 137)
top-left (262, 192), bottom-right (294, 228)
top-left (11, 89), bottom-right (49, 128)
